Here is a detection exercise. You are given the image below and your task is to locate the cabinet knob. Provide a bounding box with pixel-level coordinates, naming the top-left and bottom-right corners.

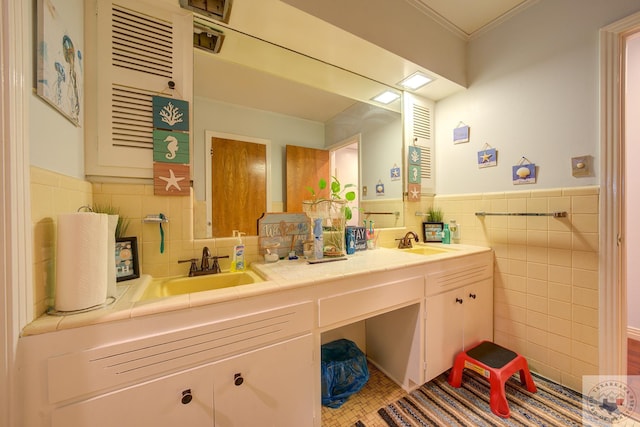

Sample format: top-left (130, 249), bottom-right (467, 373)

top-left (234, 373), bottom-right (244, 386)
top-left (469, 293), bottom-right (477, 299)
top-left (455, 298), bottom-right (463, 304)
top-left (181, 389), bottom-right (193, 405)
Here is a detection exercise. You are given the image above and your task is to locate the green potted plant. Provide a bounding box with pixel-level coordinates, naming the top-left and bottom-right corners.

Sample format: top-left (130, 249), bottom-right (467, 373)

top-left (423, 206), bottom-right (445, 242)
top-left (92, 203), bottom-right (130, 238)
top-left (427, 206), bottom-right (443, 223)
top-left (304, 176), bottom-right (356, 256)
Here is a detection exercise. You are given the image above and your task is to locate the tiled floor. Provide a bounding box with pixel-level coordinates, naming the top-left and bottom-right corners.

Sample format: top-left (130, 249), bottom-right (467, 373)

top-left (321, 363), bottom-right (406, 427)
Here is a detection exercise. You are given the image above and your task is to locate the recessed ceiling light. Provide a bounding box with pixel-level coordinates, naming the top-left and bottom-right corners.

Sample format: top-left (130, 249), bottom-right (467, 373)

top-left (372, 90), bottom-right (400, 104)
top-left (399, 72), bottom-right (433, 90)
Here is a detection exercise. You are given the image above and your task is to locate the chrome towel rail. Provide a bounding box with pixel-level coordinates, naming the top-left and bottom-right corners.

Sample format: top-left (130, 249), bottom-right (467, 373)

top-left (475, 211), bottom-right (567, 218)
top-left (363, 211), bottom-right (399, 216)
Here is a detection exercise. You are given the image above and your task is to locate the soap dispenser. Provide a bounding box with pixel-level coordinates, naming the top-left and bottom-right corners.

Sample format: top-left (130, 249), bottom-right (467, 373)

top-left (449, 219), bottom-right (461, 242)
top-left (231, 230), bottom-right (246, 271)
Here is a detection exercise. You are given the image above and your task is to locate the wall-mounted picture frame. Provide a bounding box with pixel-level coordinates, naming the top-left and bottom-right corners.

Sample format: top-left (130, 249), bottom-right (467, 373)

top-left (36, 0), bottom-right (84, 126)
top-left (115, 237), bottom-right (139, 282)
top-left (422, 222), bottom-right (444, 243)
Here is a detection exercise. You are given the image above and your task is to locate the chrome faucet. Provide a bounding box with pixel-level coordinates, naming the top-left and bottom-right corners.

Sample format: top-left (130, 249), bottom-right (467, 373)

top-left (397, 231), bottom-right (419, 249)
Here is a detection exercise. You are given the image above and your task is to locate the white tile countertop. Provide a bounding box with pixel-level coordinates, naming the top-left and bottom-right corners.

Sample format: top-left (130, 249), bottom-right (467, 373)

top-left (251, 244), bottom-right (490, 287)
top-left (21, 243), bottom-right (491, 336)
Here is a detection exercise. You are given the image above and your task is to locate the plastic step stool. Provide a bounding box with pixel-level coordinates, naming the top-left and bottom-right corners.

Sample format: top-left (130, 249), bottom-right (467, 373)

top-left (447, 341), bottom-right (537, 418)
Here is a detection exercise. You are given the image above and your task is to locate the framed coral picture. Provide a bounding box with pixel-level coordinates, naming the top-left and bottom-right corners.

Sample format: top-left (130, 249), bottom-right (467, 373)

top-left (36, 0), bottom-right (84, 126)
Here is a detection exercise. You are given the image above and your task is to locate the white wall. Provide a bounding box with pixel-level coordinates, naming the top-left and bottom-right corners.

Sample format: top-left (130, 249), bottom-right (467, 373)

top-left (435, 0), bottom-right (640, 194)
top-left (28, 0), bottom-right (85, 179)
top-left (626, 33), bottom-right (640, 331)
top-left (193, 96), bottom-right (325, 203)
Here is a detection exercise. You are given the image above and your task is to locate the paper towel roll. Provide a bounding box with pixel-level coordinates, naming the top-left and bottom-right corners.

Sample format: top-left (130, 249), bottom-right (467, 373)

top-left (106, 215), bottom-right (118, 298)
top-left (55, 212), bottom-right (109, 311)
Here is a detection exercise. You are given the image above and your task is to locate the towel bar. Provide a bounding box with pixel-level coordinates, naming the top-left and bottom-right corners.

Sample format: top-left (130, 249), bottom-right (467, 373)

top-left (475, 211), bottom-right (567, 218)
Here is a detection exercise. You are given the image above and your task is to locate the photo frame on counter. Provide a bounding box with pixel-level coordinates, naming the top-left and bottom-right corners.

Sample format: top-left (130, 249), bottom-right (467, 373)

top-left (422, 222), bottom-right (444, 242)
top-left (115, 237), bottom-right (139, 282)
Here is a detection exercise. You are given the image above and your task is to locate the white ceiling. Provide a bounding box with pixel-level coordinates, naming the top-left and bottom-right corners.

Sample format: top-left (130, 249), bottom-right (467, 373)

top-left (193, 0), bottom-right (536, 122)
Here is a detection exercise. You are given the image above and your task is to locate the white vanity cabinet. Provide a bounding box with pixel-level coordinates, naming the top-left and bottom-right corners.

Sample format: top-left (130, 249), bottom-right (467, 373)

top-left (51, 335), bottom-right (313, 427)
top-left (425, 253), bottom-right (494, 381)
top-left (19, 300), bottom-right (315, 427)
top-left (212, 334), bottom-right (314, 426)
top-left (52, 363), bottom-right (215, 427)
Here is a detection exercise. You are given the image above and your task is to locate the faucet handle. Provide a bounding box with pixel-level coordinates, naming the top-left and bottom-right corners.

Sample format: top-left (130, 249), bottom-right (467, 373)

top-left (211, 257), bottom-right (221, 273)
top-left (208, 255), bottom-right (229, 274)
top-left (178, 258), bottom-right (198, 276)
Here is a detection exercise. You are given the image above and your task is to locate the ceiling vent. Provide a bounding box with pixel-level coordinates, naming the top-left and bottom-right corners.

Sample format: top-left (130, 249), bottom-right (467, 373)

top-left (179, 0), bottom-right (232, 23)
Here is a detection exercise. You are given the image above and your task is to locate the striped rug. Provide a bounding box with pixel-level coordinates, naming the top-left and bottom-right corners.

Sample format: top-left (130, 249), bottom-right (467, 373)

top-left (356, 369), bottom-right (640, 427)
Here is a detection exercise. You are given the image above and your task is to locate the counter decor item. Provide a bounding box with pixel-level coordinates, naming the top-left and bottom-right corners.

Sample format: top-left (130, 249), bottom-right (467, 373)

top-left (422, 206), bottom-right (445, 242)
top-left (303, 177), bottom-right (356, 257)
top-left (55, 212), bottom-right (109, 311)
top-left (115, 236), bottom-right (139, 282)
top-left (91, 204), bottom-right (129, 298)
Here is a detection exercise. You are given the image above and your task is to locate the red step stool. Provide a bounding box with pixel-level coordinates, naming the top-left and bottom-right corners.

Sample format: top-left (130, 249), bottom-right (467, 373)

top-left (447, 341), bottom-right (537, 418)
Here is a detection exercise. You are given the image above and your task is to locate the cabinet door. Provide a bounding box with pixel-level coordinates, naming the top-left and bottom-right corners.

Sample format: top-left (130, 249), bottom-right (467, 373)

top-left (212, 334), bottom-right (314, 427)
top-left (85, 0), bottom-right (192, 179)
top-left (425, 288), bottom-right (465, 381)
top-left (463, 278), bottom-right (494, 349)
top-left (52, 365), bottom-right (214, 427)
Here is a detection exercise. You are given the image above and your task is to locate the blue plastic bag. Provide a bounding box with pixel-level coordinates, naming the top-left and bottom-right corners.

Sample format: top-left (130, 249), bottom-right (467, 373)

top-left (321, 339), bottom-right (370, 408)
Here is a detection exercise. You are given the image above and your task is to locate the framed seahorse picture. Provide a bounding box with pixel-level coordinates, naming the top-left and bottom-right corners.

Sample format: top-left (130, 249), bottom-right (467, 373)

top-left (36, 0), bottom-right (84, 126)
top-left (153, 130), bottom-right (190, 164)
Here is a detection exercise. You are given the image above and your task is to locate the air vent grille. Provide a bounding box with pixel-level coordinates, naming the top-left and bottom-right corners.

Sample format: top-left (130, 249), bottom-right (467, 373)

top-left (412, 104), bottom-right (432, 140)
top-left (111, 85), bottom-right (154, 149)
top-left (420, 145), bottom-right (432, 180)
top-left (112, 6), bottom-right (173, 78)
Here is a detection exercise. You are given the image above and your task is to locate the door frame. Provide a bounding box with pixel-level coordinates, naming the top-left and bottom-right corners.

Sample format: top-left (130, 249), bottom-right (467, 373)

top-left (204, 130), bottom-right (271, 238)
top-left (599, 11), bottom-right (640, 375)
top-left (2, 0), bottom-right (33, 425)
top-left (328, 134), bottom-right (361, 226)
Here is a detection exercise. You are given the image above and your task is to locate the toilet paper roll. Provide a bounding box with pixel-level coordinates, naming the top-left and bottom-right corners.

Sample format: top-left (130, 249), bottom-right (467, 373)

top-left (107, 215), bottom-right (118, 298)
top-left (55, 212), bottom-right (109, 311)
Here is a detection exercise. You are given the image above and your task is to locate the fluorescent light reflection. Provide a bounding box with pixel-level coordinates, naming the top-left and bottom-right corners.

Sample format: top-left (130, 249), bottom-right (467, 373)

top-left (372, 90), bottom-right (400, 104)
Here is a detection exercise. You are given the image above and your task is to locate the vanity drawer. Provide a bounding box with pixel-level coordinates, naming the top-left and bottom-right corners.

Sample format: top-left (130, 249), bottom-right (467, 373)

top-left (47, 301), bottom-right (313, 404)
top-left (426, 253), bottom-right (493, 296)
top-left (318, 276), bottom-right (424, 328)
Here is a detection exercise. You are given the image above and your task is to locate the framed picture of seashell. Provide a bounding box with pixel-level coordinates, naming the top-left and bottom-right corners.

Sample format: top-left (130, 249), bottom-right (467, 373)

top-left (512, 163), bottom-right (536, 185)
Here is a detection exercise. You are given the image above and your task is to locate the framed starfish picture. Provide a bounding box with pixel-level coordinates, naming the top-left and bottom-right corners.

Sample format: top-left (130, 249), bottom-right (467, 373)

top-left (153, 163), bottom-right (190, 196)
top-left (477, 148), bottom-right (497, 168)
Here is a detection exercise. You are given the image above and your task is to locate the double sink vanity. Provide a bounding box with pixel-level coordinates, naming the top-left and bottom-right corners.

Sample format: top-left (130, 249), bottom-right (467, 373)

top-left (17, 242), bottom-right (493, 427)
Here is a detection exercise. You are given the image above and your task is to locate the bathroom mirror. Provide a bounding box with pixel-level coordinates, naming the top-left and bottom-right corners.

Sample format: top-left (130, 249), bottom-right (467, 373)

top-left (191, 22), bottom-right (404, 239)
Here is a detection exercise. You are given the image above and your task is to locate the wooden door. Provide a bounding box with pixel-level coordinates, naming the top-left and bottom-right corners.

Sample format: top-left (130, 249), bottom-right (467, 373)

top-left (285, 145), bottom-right (329, 212)
top-left (211, 137), bottom-right (266, 237)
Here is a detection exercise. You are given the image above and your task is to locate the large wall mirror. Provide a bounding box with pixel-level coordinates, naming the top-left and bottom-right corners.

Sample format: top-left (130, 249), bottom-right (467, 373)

top-left (191, 21), bottom-right (405, 239)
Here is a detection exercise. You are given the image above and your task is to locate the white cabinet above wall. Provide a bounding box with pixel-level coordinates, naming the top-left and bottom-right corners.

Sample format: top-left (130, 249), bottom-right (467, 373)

top-left (84, 0), bottom-right (193, 180)
top-left (404, 93), bottom-right (435, 195)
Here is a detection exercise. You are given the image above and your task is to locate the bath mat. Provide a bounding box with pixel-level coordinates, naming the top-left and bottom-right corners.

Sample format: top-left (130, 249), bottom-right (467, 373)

top-left (356, 369), bottom-right (640, 426)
